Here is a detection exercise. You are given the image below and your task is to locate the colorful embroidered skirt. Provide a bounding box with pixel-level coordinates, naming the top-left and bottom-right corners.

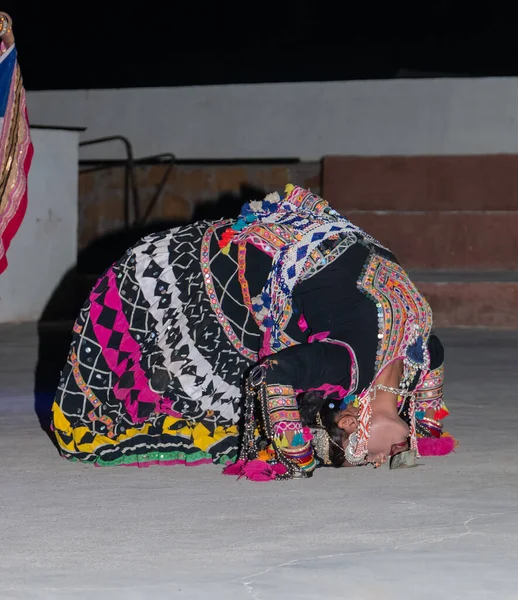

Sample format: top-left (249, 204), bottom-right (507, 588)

top-left (51, 222), bottom-right (254, 467)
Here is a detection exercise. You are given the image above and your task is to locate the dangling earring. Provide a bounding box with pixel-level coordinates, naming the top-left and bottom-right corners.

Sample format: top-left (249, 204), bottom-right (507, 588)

top-left (314, 413), bottom-right (346, 465)
top-left (313, 414), bottom-right (331, 465)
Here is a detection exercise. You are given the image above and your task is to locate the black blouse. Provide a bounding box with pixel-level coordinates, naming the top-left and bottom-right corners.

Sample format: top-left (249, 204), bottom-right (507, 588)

top-left (214, 233), bottom-right (443, 396)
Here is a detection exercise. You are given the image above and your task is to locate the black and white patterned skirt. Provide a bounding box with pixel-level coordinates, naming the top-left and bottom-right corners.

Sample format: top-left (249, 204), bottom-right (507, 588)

top-left (51, 220), bottom-right (257, 467)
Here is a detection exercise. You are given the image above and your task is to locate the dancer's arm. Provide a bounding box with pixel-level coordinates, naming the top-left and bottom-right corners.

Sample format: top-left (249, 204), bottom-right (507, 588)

top-left (260, 342), bottom-right (353, 472)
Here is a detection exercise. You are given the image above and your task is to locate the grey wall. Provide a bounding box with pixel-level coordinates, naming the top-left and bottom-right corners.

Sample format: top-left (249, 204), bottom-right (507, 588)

top-left (0, 128), bottom-right (79, 323)
top-left (26, 78), bottom-right (518, 160)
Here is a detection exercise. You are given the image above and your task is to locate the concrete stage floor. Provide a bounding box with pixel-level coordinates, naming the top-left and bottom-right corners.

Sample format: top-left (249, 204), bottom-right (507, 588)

top-left (1, 324), bottom-right (517, 600)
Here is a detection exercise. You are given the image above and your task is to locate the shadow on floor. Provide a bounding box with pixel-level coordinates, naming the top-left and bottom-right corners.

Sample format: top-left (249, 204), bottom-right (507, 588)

top-left (33, 185), bottom-right (266, 432)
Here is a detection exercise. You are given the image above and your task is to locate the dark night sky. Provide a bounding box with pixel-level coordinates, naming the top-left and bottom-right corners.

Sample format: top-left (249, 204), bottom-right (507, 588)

top-left (4, 2), bottom-right (518, 90)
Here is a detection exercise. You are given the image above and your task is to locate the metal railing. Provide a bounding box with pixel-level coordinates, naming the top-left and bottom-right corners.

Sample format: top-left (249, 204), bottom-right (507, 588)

top-left (79, 136), bottom-right (176, 228)
top-left (134, 153), bottom-right (176, 225)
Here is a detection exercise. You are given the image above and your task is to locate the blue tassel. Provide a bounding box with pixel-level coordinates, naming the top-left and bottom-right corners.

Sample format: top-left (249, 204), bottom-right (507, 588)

top-left (291, 432), bottom-right (305, 447)
top-left (407, 335), bottom-right (425, 364)
top-left (261, 295), bottom-right (271, 308)
top-left (339, 394), bottom-right (356, 410)
top-left (233, 220), bottom-right (247, 231)
top-left (262, 200), bottom-right (278, 212)
top-left (263, 318), bottom-right (274, 328)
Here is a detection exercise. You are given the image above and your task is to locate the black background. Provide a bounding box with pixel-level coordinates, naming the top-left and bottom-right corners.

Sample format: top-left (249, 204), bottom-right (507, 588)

top-left (5, 1), bottom-right (518, 90)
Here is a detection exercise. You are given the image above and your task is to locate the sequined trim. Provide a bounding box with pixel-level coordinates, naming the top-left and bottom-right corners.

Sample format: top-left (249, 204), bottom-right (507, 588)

top-left (237, 240), bottom-right (298, 353)
top-left (201, 222), bottom-right (258, 362)
top-left (237, 241), bottom-right (262, 328)
top-left (358, 254), bottom-right (433, 385)
top-left (325, 338), bottom-right (359, 396)
top-left (265, 383), bottom-right (303, 439)
top-left (415, 364), bottom-right (444, 410)
top-left (70, 348), bottom-right (115, 437)
top-left (298, 232), bottom-right (358, 284)
top-left (242, 223), bottom-right (301, 257)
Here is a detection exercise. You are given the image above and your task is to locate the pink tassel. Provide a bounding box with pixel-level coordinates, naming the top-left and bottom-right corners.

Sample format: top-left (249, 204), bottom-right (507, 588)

top-left (259, 330), bottom-right (272, 359)
top-left (223, 459), bottom-right (288, 481)
top-left (417, 436), bottom-right (456, 456)
top-left (271, 463), bottom-right (288, 476)
top-left (222, 460), bottom-right (245, 476)
top-left (242, 460), bottom-right (277, 481)
top-left (302, 427), bottom-right (313, 442)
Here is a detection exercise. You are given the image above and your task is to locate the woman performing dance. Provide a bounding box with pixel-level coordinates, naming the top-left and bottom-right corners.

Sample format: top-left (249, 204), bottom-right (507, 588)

top-left (51, 185), bottom-right (454, 480)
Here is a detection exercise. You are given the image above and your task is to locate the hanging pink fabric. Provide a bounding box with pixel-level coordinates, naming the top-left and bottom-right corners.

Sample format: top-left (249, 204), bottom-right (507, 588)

top-left (0, 23), bottom-right (34, 274)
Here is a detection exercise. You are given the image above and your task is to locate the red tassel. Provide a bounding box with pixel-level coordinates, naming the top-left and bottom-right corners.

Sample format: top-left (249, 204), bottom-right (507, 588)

top-left (434, 408), bottom-right (449, 421)
top-left (417, 436), bottom-right (456, 456)
top-left (218, 229), bottom-right (237, 249)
